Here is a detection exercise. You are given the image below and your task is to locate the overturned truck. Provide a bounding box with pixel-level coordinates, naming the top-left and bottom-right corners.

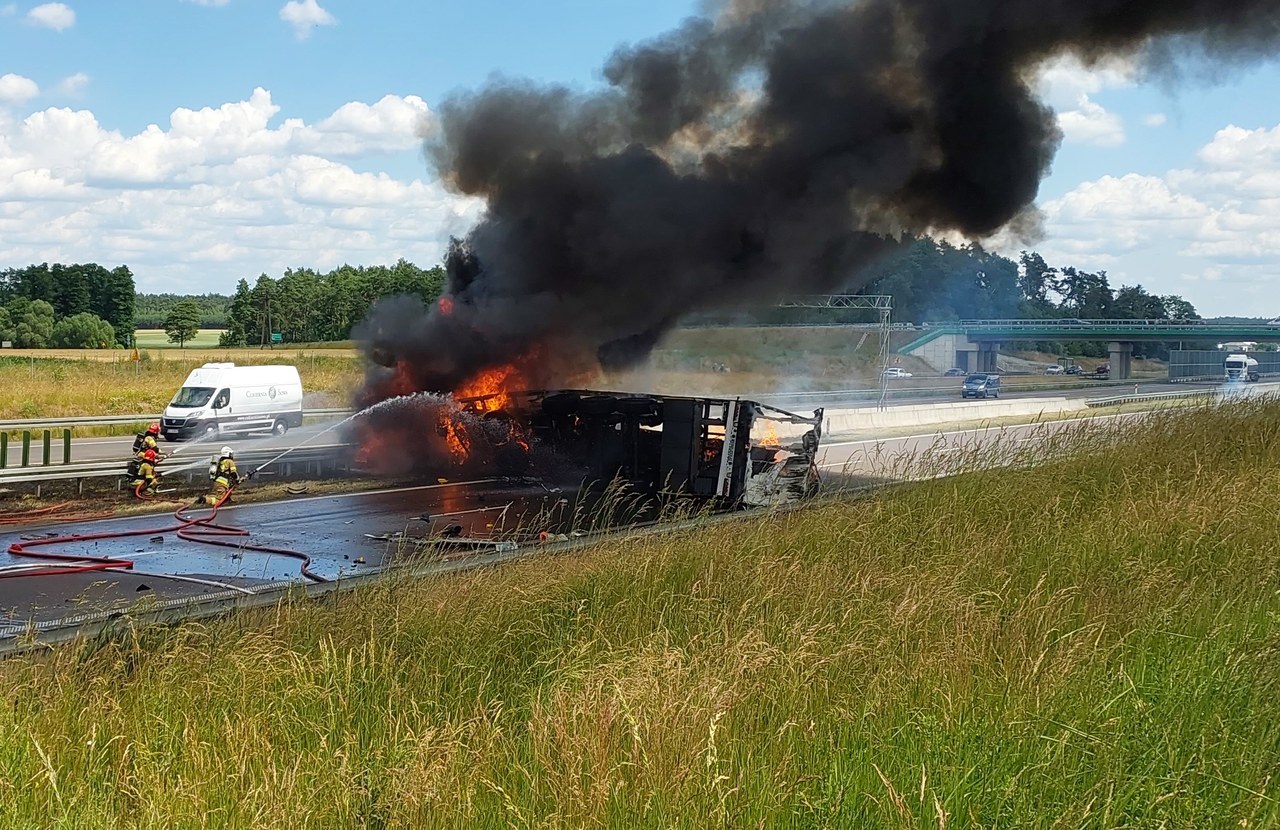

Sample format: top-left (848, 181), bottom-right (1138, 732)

top-left (468, 390), bottom-right (825, 508)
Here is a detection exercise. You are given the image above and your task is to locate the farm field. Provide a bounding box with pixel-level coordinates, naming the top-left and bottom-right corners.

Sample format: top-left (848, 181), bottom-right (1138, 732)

top-left (0, 354), bottom-right (360, 419)
top-left (131, 328), bottom-right (225, 349)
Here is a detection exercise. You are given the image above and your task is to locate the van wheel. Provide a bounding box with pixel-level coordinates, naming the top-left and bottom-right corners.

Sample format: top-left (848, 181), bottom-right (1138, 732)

top-left (272, 419), bottom-right (288, 437)
top-left (203, 424), bottom-right (218, 438)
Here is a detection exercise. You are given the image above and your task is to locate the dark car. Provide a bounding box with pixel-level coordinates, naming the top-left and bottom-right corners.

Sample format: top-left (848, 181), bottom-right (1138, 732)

top-left (1065, 365), bottom-right (1084, 375)
top-left (961, 373), bottom-right (1001, 399)
top-left (943, 367), bottom-right (965, 377)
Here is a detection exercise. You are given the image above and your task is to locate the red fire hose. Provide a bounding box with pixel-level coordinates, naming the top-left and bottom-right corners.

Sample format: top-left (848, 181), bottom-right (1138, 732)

top-left (3, 484), bottom-right (329, 583)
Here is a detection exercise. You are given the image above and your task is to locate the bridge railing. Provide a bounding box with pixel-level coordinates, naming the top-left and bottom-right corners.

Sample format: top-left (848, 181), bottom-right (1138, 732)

top-left (921, 319), bottom-right (1278, 334)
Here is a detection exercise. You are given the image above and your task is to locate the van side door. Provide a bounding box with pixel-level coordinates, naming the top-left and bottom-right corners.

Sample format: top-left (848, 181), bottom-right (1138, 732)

top-left (211, 388), bottom-right (231, 427)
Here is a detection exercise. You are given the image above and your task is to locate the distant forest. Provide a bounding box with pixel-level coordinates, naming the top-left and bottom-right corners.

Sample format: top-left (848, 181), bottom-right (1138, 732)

top-left (134, 293), bottom-right (230, 329)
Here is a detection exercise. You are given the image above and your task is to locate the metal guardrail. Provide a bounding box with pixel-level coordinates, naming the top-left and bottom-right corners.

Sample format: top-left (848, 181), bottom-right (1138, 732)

top-left (0, 443), bottom-right (351, 486)
top-left (0, 408), bottom-right (351, 432)
top-left (1085, 388), bottom-right (1219, 408)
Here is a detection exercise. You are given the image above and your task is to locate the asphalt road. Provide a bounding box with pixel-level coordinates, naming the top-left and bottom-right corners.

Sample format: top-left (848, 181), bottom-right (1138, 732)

top-left (0, 413), bottom-right (1140, 640)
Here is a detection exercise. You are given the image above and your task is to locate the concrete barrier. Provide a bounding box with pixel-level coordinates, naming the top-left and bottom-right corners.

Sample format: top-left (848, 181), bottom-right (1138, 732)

top-left (767, 397), bottom-right (1086, 440)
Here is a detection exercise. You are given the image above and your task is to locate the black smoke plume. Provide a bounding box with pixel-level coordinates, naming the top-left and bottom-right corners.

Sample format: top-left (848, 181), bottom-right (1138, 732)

top-left (358, 0), bottom-right (1280, 402)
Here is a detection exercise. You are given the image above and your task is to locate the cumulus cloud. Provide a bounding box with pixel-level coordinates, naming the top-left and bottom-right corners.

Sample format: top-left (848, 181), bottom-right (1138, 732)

top-left (26, 2), bottom-right (75, 30)
top-left (0, 88), bottom-right (482, 294)
top-left (55, 72), bottom-right (89, 97)
top-left (279, 0), bottom-right (335, 40)
top-left (1056, 94), bottom-right (1126, 146)
top-left (1024, 123), bottom-right (1280, 315)
top-left (0, 73), bottom-right (39, 106)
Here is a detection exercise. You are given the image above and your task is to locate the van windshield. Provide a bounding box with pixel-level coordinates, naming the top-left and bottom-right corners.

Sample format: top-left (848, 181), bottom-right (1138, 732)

top-left (965, 374), bottom-right (988, 383)
top-left (171, 386), bottom-right (214, 408)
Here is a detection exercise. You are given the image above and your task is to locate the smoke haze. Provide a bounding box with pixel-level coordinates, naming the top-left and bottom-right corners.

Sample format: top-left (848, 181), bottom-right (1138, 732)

top-left (357, 0), bottom-right (1280, 402)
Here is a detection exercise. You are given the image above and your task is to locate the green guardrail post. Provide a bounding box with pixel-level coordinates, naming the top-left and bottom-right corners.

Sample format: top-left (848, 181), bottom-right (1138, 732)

top-left (21, 430), bottom-right (29, 467)
top-left (42, 429), bottom-right (51, 466)
top-left (63, 429), bottom-right (71, 465)
top-left (0, 433), bottom-right (6, 468)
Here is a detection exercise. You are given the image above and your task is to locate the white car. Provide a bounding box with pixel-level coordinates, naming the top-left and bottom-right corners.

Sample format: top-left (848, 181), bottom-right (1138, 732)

top-left (882, 367), bottom-right (913, 379)
top-left (1045, 365), bottom-right (1065, 375)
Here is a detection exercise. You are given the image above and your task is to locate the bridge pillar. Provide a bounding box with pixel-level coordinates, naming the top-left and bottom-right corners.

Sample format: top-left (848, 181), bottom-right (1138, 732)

top-left (1108, 341), bottom-right (1133, 380)
top-left (977, 342), bottom-right (1000, 373)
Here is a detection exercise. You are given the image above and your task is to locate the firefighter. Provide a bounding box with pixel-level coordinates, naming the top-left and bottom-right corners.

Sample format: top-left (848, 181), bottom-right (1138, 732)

top-left (133, 422), bottom-right (162, 457)
top-left (200, 446), bottom-right (247, 506)
top-left (134, 448), bottom-right (162, 497)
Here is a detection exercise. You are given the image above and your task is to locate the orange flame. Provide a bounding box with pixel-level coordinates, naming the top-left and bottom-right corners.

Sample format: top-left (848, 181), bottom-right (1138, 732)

top-left (759, 423), bottom-right (781, 448)
top-left (438, 296), bottom-right (455, 316)
top-left (456, 363), bottom-right (520, 413)
top-left (440, 415), bottom-right (472, 462)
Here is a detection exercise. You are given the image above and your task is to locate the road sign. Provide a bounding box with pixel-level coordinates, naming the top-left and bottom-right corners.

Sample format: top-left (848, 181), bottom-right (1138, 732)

top-left (270, 333), bottom-right (283, 343)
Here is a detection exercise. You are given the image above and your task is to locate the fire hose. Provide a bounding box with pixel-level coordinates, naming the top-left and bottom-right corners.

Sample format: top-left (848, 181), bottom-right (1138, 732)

top-left (2, 481), bottom-right (329, 584)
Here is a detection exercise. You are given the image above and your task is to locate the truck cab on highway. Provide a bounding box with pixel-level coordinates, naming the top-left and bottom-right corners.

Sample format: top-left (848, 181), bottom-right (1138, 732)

top-left (1224, 353), bottom-right (1261, 383)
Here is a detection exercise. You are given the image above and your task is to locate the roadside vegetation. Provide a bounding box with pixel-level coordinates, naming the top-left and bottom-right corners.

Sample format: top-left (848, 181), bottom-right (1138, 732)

top-left (0, 353), bottom-right (361, 419)
top-left (0, 400), bottom-right (1277, 827)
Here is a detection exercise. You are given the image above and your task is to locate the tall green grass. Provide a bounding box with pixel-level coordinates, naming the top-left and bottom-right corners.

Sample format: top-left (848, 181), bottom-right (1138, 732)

top-left (1, 401), bottom-right (1278, 827)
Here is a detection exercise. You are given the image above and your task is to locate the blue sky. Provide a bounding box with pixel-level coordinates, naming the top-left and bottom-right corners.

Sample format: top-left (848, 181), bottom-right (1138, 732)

top-left (2, 0), bottom-right (1279, 317)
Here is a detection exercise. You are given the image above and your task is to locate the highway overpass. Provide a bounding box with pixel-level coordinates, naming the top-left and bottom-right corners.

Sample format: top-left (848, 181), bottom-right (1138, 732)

top-left (899, 319), bottom-right (1280, 378)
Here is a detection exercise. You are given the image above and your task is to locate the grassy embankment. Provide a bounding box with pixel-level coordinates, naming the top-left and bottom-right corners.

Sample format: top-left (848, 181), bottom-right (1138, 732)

top-left (0, 353), bottom-right (360, 421)
top-left (1, 401), bottom-right (1278, 827)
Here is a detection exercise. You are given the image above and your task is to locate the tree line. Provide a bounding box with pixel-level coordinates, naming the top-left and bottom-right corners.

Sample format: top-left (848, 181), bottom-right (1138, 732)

top-left (135, 293), bottom-right (230, 329)
top-left (218, 259), bottom-right (445, 346)
top-left (0, 264), bottom-right (135, 348)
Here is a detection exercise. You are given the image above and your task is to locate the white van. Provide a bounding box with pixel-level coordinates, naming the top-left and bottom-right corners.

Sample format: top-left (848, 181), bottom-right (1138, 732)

top-left (161, 363), bottom-right (304, 441)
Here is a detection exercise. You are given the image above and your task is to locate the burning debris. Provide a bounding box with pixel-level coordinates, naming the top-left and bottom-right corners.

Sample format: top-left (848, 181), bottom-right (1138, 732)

top-left (349, 388), bottom-right (824, 508)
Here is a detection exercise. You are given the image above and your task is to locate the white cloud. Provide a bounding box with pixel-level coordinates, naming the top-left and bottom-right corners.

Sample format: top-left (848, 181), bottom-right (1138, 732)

top-left (1056, 95), bottom-right (1125, 147)
top-left (1036, 55), bottom-right (1136, 108)
top-left (0, 73), bottom-right (39, 105)
top-left (0, 88), bottom-right (483, 294)
top-left (279, 0), bottom-right (335, 40)
top-left (55, 72), bottom-right (89, 97)
top-left (1022, 123), bottom-right (1280, 315)
top-left (1142, 113), bottom-right (1167, 127)
top-left (26, 2), bottom-right (75, 30)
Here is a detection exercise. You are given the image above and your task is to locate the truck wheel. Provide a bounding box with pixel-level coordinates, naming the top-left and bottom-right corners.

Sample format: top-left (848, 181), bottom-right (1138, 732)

top-left (272, 419), bottom-right (288, 437)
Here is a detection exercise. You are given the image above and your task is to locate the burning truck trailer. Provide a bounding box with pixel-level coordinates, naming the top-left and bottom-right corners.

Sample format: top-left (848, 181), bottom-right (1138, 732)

top-left (465, 389), bottom-right (825, 509)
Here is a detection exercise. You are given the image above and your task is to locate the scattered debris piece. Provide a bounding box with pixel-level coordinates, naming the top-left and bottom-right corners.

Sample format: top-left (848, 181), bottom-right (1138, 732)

top-left (149, 536), bottom-right (164, 544)
top-left (353, 556), bottom-right (366, 565)
top-left (439, 524), bottom-right (463, 538)
top-left (136, 584), bottom-right (150, 592)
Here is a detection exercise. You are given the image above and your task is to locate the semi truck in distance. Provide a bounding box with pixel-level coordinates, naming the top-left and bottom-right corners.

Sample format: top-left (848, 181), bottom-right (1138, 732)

top-left (1224, 354), bottom-right (1260, 384)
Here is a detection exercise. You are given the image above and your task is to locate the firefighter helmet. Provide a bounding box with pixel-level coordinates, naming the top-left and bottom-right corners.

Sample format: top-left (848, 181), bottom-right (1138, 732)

top-left (147, 422), bottom-right (160, 434)
top-left (221, 446), bottom-right (234, 458)
top-left (143, 449), bottom-right (158, 463)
